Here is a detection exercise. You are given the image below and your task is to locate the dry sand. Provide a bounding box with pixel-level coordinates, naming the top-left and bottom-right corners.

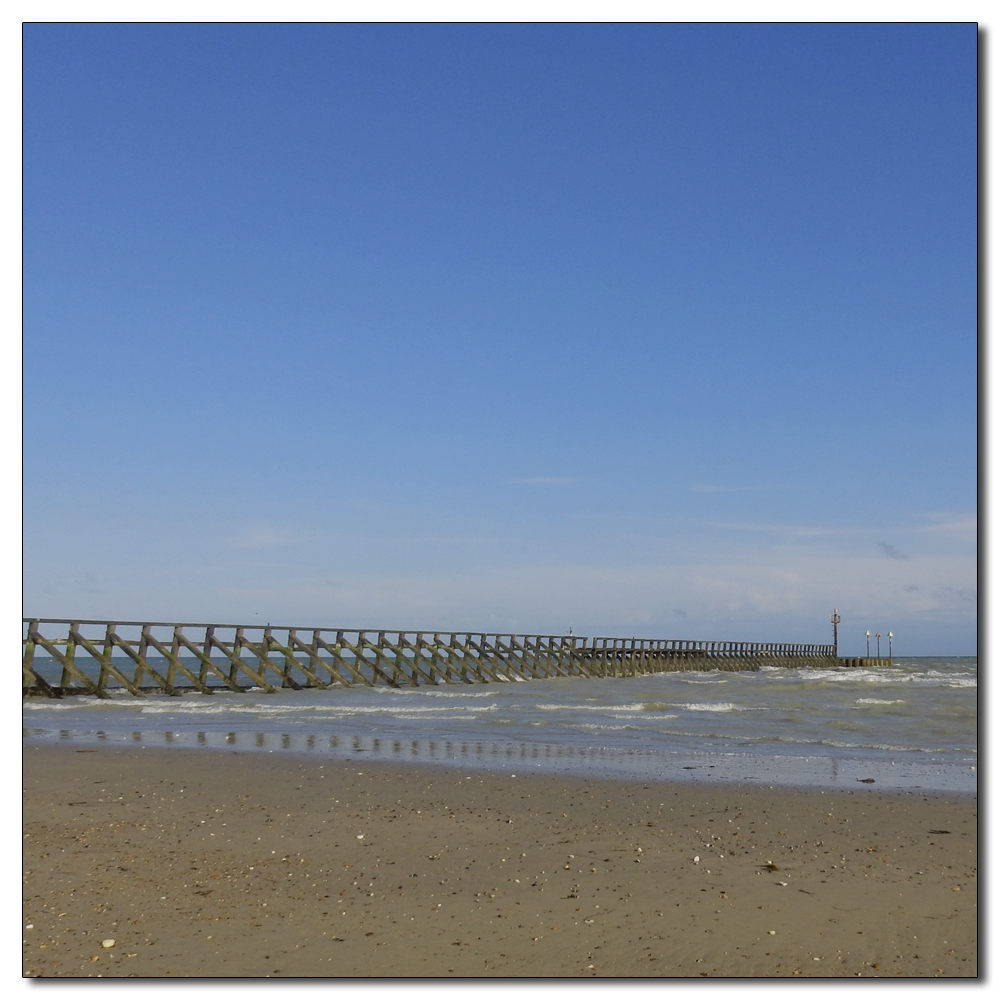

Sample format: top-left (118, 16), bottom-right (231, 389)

top-left (23, 743), bottom-right (977, 978)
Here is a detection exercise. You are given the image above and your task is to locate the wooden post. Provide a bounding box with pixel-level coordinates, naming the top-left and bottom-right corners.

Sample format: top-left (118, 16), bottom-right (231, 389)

top-left (98, 624), bottom-right (115, 692)
top-left (63, 622), bottom-right (79, 689)
top-left (22, 620), bottom-right (38, 693)
top-left (136, 626), bottom-right (150, 688)
top-left (201, 627), bottom-right (215, 687)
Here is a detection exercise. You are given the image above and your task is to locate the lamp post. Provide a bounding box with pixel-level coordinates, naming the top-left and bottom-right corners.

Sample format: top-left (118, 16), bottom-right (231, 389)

top-left (875, 633), bottom-right (881, 658)
top-left (830, 609), bottom-right (841, 657)
top-left (865, 630), bottom-right (871, 658)
top-left (887, 632), bottom-right (893, 659)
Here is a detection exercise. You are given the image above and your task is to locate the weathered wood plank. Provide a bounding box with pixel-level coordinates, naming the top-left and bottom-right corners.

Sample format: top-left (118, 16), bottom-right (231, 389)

top-left (68, 627), bottom-right (145, 697)
top-left (22, 619), bottom-right (841, 697)
top-left (171, 630), bottom-right (246, 693)
top-left (107, 632), bottom-right (179, 695)
top-left (139, 630), bottom-right (217, 694)
top-left (28, 629), bottom-right (106, 696)
top-left (207, 630), bottom-right (275, 691)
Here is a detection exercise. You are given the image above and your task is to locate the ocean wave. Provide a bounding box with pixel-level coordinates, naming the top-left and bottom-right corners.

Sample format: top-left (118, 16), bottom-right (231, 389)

top-left (680, 702), bottom-right (741, 713)
top-left (855, 698), bottom-right (905, 705)
top-left (786, 668), bottom-right (976, 688)
top-left (387, 713), bottom-right (494, 721)
top-left (136, 702), bottom-right (499, 716)
top-left (371, 688), bottom-right (499, 698)
top-left (23, 698), bottom-right (144, 711)
top-left (535, 703), bottom-right (646, 712)
top-left (711, 732), bottom-right (976, 754)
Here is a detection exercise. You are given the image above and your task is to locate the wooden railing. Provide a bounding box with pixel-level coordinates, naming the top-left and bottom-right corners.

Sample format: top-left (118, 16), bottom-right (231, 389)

top-left (21, 618), bottom-right (839, 698)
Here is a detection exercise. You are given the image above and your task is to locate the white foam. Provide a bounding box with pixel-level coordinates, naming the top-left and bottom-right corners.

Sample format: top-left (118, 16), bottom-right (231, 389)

top-left (788, 667), bottom-right (977, 688)
top-left (132, 702), bottom-right (499, 716)
top-left (535, 703), bottom-right (645, 712)
top-left (371, 688), bottom-right (499, 698)
top-left (389, 713), bottom-right (494, 721)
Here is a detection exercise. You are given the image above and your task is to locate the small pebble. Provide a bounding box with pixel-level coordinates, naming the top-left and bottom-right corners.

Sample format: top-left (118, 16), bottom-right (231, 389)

top-left (356, 835), bottom-right (364, 840)
top-left (102, 939), bottom-right (115, 948)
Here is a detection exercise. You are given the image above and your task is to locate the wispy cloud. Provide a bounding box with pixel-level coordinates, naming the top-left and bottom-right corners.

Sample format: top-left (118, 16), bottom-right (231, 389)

top-left (692, 483), bottom-right (767, 494)
top-left (879, 542), bottom-right (908, 560)
top-left (229, 524), bottom-right (299, 549)
top-left (509, 477), bottom-right (581, 485)
top-left (696, 520), bottom-right (852, 538)
top-left (914, 514), bottom-right (978, 534)
top-left (211, 549), bottom-right (976, 641)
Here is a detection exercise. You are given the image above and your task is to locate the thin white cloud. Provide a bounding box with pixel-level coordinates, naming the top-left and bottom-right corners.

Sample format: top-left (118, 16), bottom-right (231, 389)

top-left (210, 549), bottom-right (976, 638)
top-left (229, 524), bottom-right (299, 549)
top-left (914, 514), bottom-right (978, 534)
top-left (691, 483), bottom-right (767, 493)
top-left (696, 520), bottom-right (853, 538)
top-left (509, 477), bottom-right (581, 485)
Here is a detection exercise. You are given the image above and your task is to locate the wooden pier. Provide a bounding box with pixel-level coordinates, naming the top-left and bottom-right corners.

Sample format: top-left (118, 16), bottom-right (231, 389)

top-left (22, 618), bottom-right (842, 698)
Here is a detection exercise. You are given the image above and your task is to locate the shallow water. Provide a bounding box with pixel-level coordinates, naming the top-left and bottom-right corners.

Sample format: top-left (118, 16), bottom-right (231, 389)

top-left (23, 657), bottom-right (977, 792)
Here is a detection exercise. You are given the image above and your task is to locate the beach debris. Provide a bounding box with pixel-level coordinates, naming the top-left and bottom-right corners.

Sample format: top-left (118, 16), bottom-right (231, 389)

top-left (768, 931), bottom-right (776, 936)
top-left (760, 862), bottom-right (780, 872)
top-left (857, 778), bottom-right (875, 783)
top-left (928, 830), bottom-right (951, 835)
top-left (356, 835), bottom-right (364, 840)
top-left (101, 939), bottom-right (115, 948)
top-left (693, 856), bottom-right (700, 863)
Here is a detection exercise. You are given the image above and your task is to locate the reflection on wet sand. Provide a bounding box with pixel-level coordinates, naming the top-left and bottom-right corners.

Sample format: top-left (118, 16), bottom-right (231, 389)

top-left (23, 724), bottom-right (975, 792)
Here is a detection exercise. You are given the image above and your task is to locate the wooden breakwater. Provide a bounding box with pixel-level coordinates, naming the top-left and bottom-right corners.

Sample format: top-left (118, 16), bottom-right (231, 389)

top-left (22, 618), bottom-right (840, 698)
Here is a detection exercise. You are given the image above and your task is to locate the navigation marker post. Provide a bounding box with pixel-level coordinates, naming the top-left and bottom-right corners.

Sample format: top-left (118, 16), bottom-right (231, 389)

top-left (830, 609), bottom-right (841, 658)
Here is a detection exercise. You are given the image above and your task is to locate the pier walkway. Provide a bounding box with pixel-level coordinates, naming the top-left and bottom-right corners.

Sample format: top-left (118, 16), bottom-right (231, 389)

top-left (23, 618), bottom-right (843, 698)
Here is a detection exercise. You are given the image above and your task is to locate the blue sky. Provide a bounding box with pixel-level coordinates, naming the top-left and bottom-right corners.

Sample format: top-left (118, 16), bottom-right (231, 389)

top-left (22, 23), bottom-right (976, 654)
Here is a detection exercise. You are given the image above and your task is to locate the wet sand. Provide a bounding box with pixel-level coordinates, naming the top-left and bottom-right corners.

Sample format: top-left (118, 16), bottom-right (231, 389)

top-left (23, 744), bottom-right (977, 978)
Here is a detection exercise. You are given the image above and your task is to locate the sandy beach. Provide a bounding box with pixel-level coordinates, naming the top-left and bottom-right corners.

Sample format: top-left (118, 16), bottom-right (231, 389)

top-left (23, 743), bottom-right (976, 978)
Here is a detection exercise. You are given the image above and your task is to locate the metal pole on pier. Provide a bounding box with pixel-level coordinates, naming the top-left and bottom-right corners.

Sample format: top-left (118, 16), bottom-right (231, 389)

top-left (830, 609), bottom-right (841, 658)
top-left (875, 633), bottom-right (881, 658)
top-left (887, 631), bottom-right (893, 659)
top-left (865, 630), bottom-right (871, 657)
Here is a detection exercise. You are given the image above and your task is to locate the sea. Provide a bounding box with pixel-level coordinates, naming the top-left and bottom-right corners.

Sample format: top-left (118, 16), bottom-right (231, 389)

top-left (23, 655), bottom-right (976, 793)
